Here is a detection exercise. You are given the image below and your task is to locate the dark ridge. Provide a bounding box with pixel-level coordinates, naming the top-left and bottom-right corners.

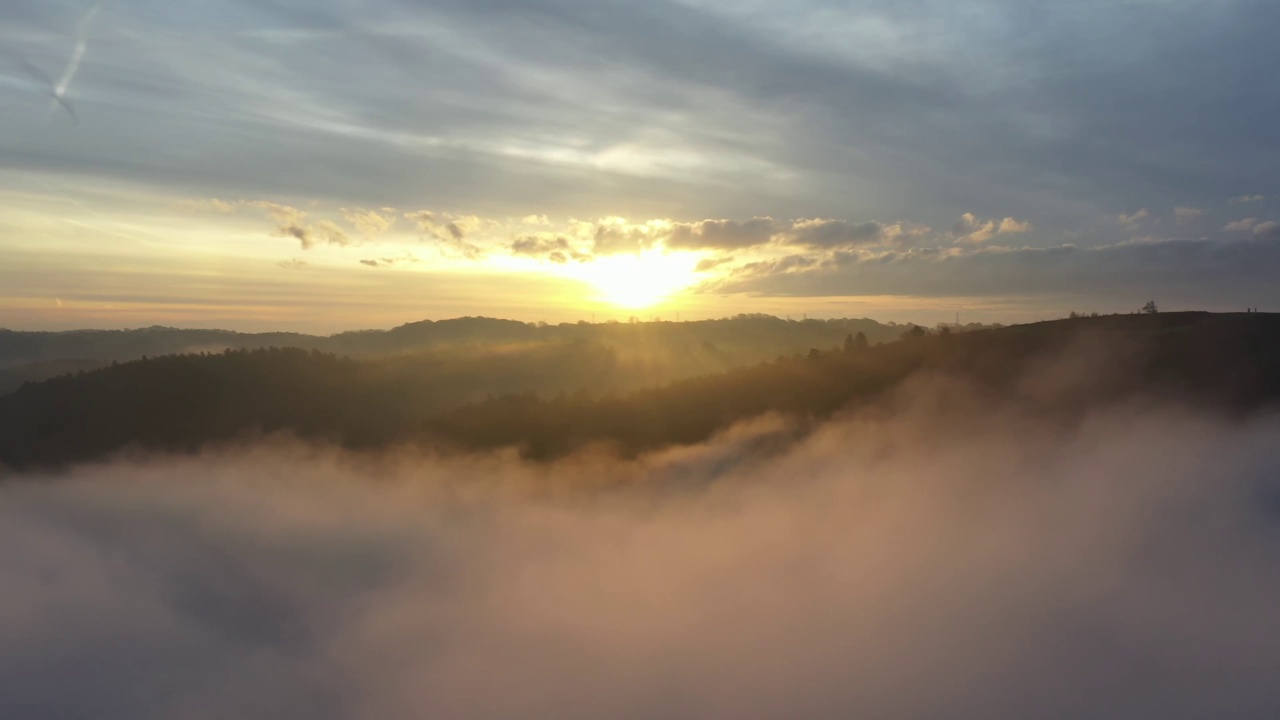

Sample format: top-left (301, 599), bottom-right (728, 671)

top-left (1, 314), bottom-right (929, 373)
top-left (420, 312), bottom-right (1280, 459)
top-left (1, 313), bottom-right (1275, 473)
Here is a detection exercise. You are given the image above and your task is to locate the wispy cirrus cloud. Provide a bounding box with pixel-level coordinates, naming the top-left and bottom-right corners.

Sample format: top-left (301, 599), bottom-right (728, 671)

top-left (5, 0), bottom-right (1280, 325)
top-left (1229, 194), bottom-right (1265, 205)
top-left (704, 232), bottom-right (1280, 309)
top-left (1118, 209), bottom-right (1150, 228)
top-left (6, 0), bottom-right (1280, 231)
top-left (1175, 206), bottom-right (1206, 224)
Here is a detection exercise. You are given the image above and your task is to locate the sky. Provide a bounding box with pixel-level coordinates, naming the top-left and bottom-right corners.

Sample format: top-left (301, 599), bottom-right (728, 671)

top-left (1, 0), bottom-right (1278, 332)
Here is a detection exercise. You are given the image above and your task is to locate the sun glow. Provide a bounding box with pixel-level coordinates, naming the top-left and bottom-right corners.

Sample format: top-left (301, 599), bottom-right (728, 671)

top-left (570, 250), bottom-right (701, 309)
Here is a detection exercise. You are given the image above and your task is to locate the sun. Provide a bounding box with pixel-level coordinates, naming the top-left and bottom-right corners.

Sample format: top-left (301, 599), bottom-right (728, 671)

top-left (572, 250), bottom-right (700, 309)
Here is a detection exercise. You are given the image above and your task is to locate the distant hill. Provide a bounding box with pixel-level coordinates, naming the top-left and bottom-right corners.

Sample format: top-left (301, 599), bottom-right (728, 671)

top-left (0, 315), bottom-right (942, 395)
top-left (0, 359), bottom-right (106, 395)
top-left (4, 312), bottom-right (1271, 473)
top-left (421, 312), bottom-right (1280, 459)
top-left (0, 315), bottom-right (927, 367)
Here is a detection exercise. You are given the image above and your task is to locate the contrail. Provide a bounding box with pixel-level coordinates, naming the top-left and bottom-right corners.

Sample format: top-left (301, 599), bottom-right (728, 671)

top-left (46, 1), bottom-right (102, 121)
top-left (19, 59), bottom-right (79, 124)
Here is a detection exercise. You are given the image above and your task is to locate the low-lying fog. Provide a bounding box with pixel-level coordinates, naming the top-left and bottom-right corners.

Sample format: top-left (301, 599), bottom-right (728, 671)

top-left (3, 377), bottom-right (1279, 719)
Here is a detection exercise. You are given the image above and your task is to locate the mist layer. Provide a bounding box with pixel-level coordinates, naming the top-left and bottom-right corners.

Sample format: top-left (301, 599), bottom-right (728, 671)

top-left (3, 384), bottom-right (1279, 719)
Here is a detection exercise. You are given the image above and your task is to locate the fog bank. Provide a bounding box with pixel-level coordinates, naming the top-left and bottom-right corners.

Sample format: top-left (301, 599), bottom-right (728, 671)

top-left (3, 385), bottom-right (1280, 719)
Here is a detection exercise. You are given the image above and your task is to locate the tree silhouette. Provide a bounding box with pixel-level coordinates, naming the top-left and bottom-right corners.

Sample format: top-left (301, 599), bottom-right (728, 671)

top-left (3, 312), bottom-right (1280, 470)
top-left (1142, 301), bottom-right (1159, 314)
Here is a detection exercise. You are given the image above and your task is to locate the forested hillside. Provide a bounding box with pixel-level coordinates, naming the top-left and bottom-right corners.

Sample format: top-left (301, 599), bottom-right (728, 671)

top-left (422, 312), bottom-right (1280, 458)
top-left (0, 314), bottom-right (958, 394)
top-left (1, 312), bottom-right (1275, 472)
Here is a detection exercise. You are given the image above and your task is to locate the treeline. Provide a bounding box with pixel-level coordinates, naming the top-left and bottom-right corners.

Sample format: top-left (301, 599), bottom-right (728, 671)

top-left (0, 349), bottom-right (365, 469)
top-left (0, 315), bottom-right (968, 394)
top-left (0, 338), bottom-right (708, 469)
top-left (422, 311), bottom-right (1280, 458)
top-left (2, 312), bottom-right (1275, 472)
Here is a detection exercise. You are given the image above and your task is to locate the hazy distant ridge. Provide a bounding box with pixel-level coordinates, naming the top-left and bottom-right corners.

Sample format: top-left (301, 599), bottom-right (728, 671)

top-left (0, 315), bottom-right (945, 394)
top-left (2, 312), bottom-right (1275, 473)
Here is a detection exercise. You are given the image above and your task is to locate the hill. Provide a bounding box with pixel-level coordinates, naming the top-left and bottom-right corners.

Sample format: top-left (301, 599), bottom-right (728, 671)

top-left (1, 312), bottom-right (1275, 472)
top-left (0, 314), bottom-right (939, 393)
top-left (421, 312), bottom-right (1280, 458)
